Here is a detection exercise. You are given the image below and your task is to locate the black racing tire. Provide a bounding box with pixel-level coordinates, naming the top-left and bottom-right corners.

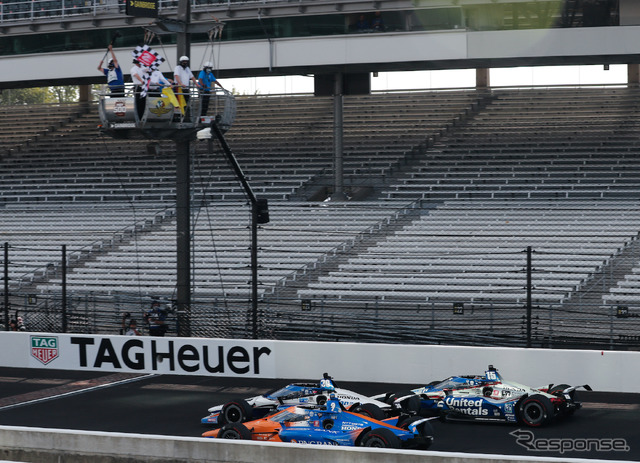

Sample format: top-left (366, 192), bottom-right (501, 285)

top-left (397, 416), bottom-right (434, 450)
top-left (396, 415), bottom-right (418, 429)
top-left (218, 423), bottom-right (251, 440)
top-left (393, 390), bottom-right (422, 414)
top-left (352, 403), bottom-right (386, 421)
top-left (219, 399), bottom-right (253, 425)
top-left (519, 394), bottom-right (555, 427)
top-left (316, 395), bottom-right (327, 406)
top-left (361, 427), bottom-right (401, 449)
top-left (322, 419), bottom-right (334, 430)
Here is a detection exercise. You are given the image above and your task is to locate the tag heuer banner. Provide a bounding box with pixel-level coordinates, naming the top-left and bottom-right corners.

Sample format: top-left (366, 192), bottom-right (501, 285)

top-left (126, 0), bottom-right (158, 18)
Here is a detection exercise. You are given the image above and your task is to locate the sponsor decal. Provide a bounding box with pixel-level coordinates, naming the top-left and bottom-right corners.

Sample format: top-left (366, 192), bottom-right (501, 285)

top-left (444, 396), bottom-right (489, 416)
top-left (69, 337), bottom-right (271, 375)
top-left (291, 440), bottom-right (339, 445)
top-left (31, 336), bottom-right (59, 365)
top-left (341, 424), bottom-right (363, 431)
top-left (149, 98), bottom-right (172, 116)
top-left (114, 100), bottom-right (127, 117)
top-left (510, 430), bottom-right (630, 454)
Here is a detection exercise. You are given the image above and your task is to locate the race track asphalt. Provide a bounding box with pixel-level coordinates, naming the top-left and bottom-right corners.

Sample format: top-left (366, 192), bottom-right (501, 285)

top-left (0, 367), bottom-right (638, 461)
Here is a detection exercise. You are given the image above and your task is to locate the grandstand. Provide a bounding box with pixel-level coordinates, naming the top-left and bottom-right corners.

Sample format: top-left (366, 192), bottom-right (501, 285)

top-left (2, 84), bottom-right (640, 348)
top-left (2, 0), bottom-right (640, 348)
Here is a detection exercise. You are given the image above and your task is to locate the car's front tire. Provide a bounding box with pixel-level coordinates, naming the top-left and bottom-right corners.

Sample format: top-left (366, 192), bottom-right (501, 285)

top-left (218, 423), bottom-right (251, 440)
top-left (361, 428), bottom-right (401, 448)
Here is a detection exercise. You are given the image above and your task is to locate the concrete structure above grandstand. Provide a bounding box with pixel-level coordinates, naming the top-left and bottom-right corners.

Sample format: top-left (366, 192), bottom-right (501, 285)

top-left (1, 0), bottom-right (640, 89)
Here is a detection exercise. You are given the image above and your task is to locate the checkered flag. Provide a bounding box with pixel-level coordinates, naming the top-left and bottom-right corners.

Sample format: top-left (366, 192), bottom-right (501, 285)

top-left (132, 45), bottom-right (165, 97)
top-left (132, 44), bottom-right (165, 70)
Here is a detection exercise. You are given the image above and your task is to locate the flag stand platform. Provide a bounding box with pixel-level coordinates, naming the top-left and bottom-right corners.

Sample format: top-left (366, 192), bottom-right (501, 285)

top-left (97, 85), bottom-right (236, 141)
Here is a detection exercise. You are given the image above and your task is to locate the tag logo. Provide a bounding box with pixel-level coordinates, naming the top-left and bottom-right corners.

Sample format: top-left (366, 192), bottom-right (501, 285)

top-left (31, 336), bottom-right (59, 365)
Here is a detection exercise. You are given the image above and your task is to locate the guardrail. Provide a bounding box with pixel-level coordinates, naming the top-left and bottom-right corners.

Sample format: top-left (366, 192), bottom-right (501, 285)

top-left (0, 0), bottom-right (297, 23)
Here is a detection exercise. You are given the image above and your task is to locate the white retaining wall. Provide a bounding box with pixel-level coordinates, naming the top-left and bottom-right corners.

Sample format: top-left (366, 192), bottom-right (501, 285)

top-left (1, 332), bottom-right (639, 392)
top-left (0, 425), bottom-right (632, 463)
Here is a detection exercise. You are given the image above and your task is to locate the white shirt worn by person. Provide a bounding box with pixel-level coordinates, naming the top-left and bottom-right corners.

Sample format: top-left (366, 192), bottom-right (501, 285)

top-left (149, 70), bottom-right (171, 91)
top-left (174, 65), bottom-right (195, 90)
top-left (130, 64), bottom-right (145, 87)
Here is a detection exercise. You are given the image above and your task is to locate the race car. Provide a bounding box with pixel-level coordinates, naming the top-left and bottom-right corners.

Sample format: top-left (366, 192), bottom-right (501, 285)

top-left (202, 395), bottom-right (434, 450)
top-left (381, 365), bottom-right (591, 427)
top-left (201, 373), bottom-right (406, 426)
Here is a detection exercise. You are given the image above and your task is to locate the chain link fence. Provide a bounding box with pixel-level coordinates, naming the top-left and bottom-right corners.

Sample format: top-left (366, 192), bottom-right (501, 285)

top-left (3, 288), bottom-right (640, 350)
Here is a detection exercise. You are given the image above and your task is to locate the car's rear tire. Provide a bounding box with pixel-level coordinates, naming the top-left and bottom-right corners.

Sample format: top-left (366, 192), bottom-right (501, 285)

top-left (396, 416), bottom-right (434, 450)
top-left (220, 399), bottom-right (253, 425)
top-left (361, 428), bottom-right (401, 448)
top-left (519, 394), bottom-right (554, 427)
top-left (218, 423), bottom-right (251, 440)
top-left (393, 390), bottom-right (422, 414)
top-left (352, 403), bottom-right (385, 421)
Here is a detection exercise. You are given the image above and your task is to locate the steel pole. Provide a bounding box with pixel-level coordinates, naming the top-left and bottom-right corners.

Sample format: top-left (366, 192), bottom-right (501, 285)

top-left (175, 0), bottom-right (192, 337)
top-left (62, 244), bottom-right (67, 333)
top-left (3, 243), bottom-right (8, 331)
top-left (332, 73), bottom-right (346, 200)
top-left (176, 139), bottom-right (191, 337)
top-left (526, 246), bottom-right (532, 348)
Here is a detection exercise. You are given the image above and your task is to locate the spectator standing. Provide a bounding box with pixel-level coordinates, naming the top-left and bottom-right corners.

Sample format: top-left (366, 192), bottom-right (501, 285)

top-left (97, 45), bottom-right (124, 96)
top-left (124, 319), bottom-right (141, 336)
top-left (144, 300), bottom-right (168, 336)
top-left (174, 56), bottom-right (199, 119)
top-left (130, 58), bottom-right (146, 119)
top-left (198, 61), bottom-right (225, 117)
top-left (148, 69), bottom-right (173, 96)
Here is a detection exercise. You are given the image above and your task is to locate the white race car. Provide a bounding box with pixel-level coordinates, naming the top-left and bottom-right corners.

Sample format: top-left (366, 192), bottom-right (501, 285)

top-left (201, 373), bottom-right (407, 425)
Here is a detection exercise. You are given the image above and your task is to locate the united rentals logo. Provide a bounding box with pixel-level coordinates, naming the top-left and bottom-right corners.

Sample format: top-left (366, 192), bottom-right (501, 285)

top-left (31, 336), bottom-right (59, 365)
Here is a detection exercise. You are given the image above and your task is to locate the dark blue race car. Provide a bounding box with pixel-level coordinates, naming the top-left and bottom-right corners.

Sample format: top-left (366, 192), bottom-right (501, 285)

top-left (384, 365), bottom-right (591, 427)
